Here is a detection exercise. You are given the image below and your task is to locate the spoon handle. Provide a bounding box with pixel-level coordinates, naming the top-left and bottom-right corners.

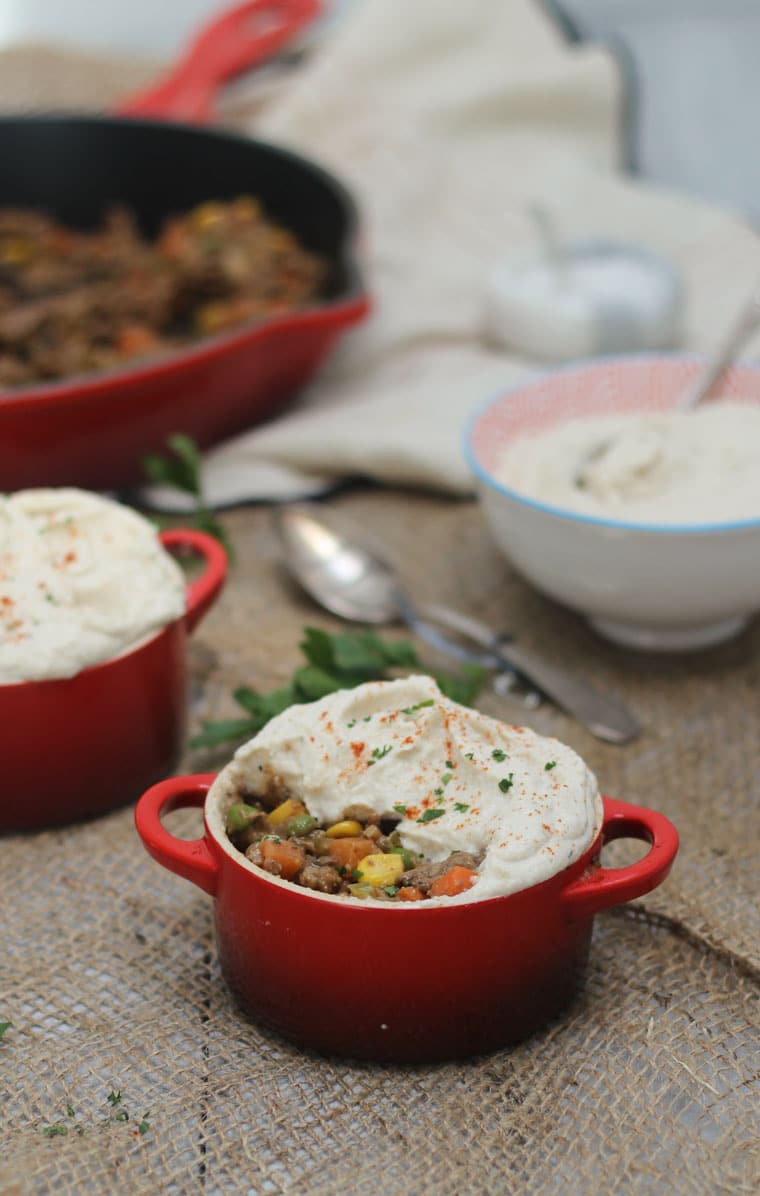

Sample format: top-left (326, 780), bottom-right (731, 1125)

top-left (680, 284), bottom-right (760, 410)
top-left (393, 593), bottom-right (514, 672)
top-left (421, 603), bottom-right (641, 744)
top-left (494, 642), bottom-right (641, 744)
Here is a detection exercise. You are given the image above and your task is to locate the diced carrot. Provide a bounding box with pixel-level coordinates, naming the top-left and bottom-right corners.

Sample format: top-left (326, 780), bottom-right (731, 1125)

top-left (117, 324), bottom-right (159, 358)
top-left (397, 886), bottom-right (424, 902)
top-left (429, 866), bottom-right (478, 898)
top-left (157, 220), bottom-right (189, 259)
top-left (48, 228), bottom-right (78, 253)
top-left (258, 839), bottom-right (305, 881)
top-left (326, 837), bottom-right (376, 872)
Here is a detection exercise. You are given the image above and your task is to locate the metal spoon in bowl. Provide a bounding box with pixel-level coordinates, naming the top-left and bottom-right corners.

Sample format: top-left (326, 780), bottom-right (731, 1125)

top-left (575, 283), bottom-right (760, 488)
top-left (274, 505), bottom-right (641, 744)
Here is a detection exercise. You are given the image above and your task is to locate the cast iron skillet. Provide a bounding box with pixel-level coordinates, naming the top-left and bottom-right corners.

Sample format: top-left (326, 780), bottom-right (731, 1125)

top-left (0, 0), bottom-right (369, 491)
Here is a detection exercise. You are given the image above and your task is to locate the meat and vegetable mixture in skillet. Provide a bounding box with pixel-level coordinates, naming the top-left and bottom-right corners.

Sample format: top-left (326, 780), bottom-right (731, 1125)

top-left (0, 198), bottom-right (325, 386)
top-left (225, 793), bottom-right (483, 902)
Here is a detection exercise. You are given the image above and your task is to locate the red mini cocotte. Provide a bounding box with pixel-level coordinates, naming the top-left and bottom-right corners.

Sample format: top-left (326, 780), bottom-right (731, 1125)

top-left (136, 775), bottom-right (678, 1062)
top-left (2, 529), bottom-right (227, 832)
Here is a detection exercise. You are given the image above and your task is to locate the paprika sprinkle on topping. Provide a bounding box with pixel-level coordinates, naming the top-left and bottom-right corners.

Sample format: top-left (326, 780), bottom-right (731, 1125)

top-left (0, 488), bottom-right (185, 683)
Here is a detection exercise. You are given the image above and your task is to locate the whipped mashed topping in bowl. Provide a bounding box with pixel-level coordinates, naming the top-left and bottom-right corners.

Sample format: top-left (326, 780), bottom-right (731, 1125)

top-left (0, 488), bottom-right (186, 683)
top-left (209, 675), bottom-right (603, 905)
top-left (495, 400), bottom-right (760, 527)
top-left (466, 356), bottom-right (760, 650)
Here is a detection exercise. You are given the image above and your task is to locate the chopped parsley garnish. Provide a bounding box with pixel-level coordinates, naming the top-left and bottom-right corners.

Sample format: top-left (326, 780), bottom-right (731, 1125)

top-left (138, 1114), bottom-right (151, 1136)
top-left (369, 744), bottom-right (393, 763)
top-left (107, 1090), bottom-right (122, 1107)
top-left (434, 788), bottom-right (444, 797)
top-left (0, 1021), bottom-right (11, 1039)
top-left (346, 718), bottom-right (357, 728)
top-left (499, 774), bottom-right (514, 793)
top-left (441, 772), bottom-right (452, 786)
top-left (401, 698), bottom-right (436, 716)
top-left (445, 760), bottom-right (454, 769)
top-left (382, 885), bottom-right (399, 897)
top-left (392, 804), bottom-right (407, 816)
top-left (113, 1110), bottom-right (129, 1123)
top-left (454, 802), bottom-right (470, 813)
top-left (464, 752), bottom-right (474, 760)
top-left (65, 1104), bottom-right (75, 1118)
top-left (492, 748), bottom-right (507, 762)
top-left (417, 808), bottom-right (446, 824)
top-left (363, 715), bottom-right (372, 722)
top-left (42, 1125), bottom-right (67, 1137)
top-left (545, 760), bottom-right (557, 770)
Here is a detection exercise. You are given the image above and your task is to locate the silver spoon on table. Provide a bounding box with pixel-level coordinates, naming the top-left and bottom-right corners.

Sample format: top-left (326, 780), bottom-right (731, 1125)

top-left (576, 282), bottom-right (760, 488)
top-left (274, 505), bottom-right (641, 745)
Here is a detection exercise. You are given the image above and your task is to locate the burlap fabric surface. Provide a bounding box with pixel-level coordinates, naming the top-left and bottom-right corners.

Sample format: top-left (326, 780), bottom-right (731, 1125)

top-left (2, 492), bottom-right (759, 1195)
top-left (1, 43), bottom-right (759, 1196)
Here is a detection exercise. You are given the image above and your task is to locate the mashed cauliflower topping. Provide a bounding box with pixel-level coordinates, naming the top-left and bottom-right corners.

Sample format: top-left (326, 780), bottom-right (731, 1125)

top-left (496, 401), bottom-right (760, 525)
top-left (219, 675), bottom-right (603, 902)
top-left (0, 488), bottom-right (186, 682)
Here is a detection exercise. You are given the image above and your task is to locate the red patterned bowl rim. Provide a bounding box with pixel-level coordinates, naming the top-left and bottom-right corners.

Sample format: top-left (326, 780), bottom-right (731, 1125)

top-left (463, 352), bottom-right (760, 534)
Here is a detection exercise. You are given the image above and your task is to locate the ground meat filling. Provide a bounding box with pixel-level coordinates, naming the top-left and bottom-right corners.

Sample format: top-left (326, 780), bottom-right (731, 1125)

top-left (0, 199), bottom-right (325, 386)
top-left (225, 791), bottom-right (485, 902)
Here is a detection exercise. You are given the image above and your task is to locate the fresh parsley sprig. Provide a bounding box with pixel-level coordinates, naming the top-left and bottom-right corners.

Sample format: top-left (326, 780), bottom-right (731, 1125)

top-left (191, 626), bottom-right (485, 750)
top-left (143, 433), bottom-right (234, 561)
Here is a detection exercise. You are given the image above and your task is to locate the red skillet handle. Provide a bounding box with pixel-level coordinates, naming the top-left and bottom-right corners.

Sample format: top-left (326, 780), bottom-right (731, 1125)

top-left (159, 528), bottom-right (228, 633)
top-left (561, 797), bottom-right (679, 920)
top-left (117, 0), bottom-right (321, 124)
top-left (135, 774), bottom-right (218, 896)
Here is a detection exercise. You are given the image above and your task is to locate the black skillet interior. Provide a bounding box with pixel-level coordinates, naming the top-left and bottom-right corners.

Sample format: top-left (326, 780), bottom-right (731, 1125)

top-left (0, 115), bottom-right (363, 303)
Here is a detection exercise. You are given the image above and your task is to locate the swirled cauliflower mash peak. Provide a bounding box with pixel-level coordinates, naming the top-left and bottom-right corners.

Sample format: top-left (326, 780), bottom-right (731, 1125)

top-left (229, 675), bottom-right (602, 902)
top-left (0, 488), bottom-right (185, 682)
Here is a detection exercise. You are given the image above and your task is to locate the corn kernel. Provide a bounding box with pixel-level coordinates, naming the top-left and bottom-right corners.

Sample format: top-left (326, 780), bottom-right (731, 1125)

top-left (1, 238), bottom-right (33, 265)
top-left (192, 201), bottom-right (225, 230)
top-left (355, 853), bottom-right (404, 887)
top-left (325, 819), bottom-right (363, 839)
top-left (268, 798), bottom-right (306, 826)
top-left (194, 303), bottom-right (228, 335)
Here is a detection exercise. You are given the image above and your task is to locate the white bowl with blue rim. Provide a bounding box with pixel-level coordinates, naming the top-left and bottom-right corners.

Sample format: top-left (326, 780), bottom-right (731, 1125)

top-left (464, 354), bottom-right (760, 652)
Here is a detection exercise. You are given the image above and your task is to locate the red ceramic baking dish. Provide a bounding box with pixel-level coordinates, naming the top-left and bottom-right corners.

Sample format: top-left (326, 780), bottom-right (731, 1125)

top-left (136, 775), bottom-right (679, 1061)
top-left (0, 0), bottom-right (369, 491)
top-left (1, 530), bottom-right (226, 833)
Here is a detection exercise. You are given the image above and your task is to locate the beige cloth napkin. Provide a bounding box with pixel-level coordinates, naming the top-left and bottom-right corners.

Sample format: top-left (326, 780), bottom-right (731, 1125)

top-left (145, 0), bottom-right (760, 509)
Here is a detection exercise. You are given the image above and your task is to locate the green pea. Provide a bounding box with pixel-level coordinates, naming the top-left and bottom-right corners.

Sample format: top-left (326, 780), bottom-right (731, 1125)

top-left (225, 803), bottom-right (261, 834)
top-left (286, 814), bottom-right (318, 837)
